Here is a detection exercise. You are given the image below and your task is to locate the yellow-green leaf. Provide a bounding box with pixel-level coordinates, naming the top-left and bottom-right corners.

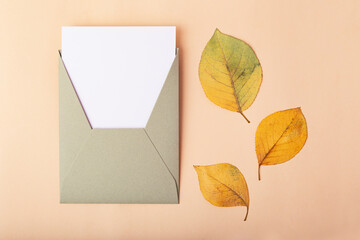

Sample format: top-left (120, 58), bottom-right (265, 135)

top-left (199, 29), bottom-right (263, 123)
top-left (194, 163), bottom-right (250, 221)
top-left (255, 108), bottom-right (308, 180)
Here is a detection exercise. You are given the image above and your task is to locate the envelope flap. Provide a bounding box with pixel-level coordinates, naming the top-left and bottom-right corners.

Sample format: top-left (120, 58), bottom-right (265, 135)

top-left (145, 49), bottom-right (179, 189)
top-left (59, 53), bottom-right (92, 186)
top-left (61, 129), bottom-right (178, 203)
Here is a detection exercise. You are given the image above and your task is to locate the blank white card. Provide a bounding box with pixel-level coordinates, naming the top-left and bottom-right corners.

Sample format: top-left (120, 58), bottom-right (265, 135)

top-left (61, 26), bottom-right (176, 128)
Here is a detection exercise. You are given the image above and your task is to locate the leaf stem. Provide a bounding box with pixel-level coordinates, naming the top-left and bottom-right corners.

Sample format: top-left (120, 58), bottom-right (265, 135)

top-left (244, 206), bottom-right (249, 221)
top-left (258, 165), bottom-right (261, 181)
top-left (240, 111), bottom-right (250, 123)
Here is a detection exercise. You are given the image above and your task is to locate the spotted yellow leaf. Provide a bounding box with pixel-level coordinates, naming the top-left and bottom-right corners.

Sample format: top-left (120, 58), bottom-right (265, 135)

top-left (256, 108), bottom-right (308, 180)
top-left (194, 163), bottom-right (250, 221)
top-left (199, 29), bottom-right (263, 123)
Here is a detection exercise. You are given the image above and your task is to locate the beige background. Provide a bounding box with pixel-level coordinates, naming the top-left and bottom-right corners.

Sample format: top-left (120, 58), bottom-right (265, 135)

top-left (1, 0), bottom-right (360, 239)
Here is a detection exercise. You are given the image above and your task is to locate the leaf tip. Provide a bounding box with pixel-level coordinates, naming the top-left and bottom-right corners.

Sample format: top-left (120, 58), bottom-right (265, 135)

top-left (214, 28), bottom-right (221, 35)
top-left (295, 106), bottom-right (302, 112)
top-left (295, 107), bottom-right (305, 116)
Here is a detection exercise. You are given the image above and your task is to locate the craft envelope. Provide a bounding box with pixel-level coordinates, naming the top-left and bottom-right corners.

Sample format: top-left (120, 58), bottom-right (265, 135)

top-left (59, 49), bottom-right (179, 203)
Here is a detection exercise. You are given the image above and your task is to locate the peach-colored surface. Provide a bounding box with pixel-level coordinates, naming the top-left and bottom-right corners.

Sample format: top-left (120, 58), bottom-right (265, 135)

top-left (1, 0), bottom-right (360, 239)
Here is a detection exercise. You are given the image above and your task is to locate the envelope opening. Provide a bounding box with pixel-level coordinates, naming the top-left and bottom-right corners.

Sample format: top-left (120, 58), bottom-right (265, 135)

top-left (61, 26), bottom-right (176, 129)
top-left (58, 49), bottom-right (179, 130)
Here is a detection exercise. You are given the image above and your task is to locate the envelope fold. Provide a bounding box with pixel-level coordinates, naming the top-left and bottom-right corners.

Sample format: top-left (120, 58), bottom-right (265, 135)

top-left (145, 50), bottom-right (179, 190)
top-left (59, 55), bottom-right (92, 187)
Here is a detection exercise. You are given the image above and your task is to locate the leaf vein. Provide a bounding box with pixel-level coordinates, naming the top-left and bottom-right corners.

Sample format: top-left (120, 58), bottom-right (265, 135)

top-left (203, 56), bottom-right (231, 76)
top-left (215, 33), bottom-right (243, 113)
top-left (207, 174), bottom-right (248, 207)
top-left (204, 69), bottom-right (232, 88)
top-left (259, 111), bottom-right (301, 166)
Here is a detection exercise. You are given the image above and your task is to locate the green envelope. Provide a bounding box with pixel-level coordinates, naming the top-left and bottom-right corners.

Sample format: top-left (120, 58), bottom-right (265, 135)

top-left (59, 49), bottom-right (179, 203)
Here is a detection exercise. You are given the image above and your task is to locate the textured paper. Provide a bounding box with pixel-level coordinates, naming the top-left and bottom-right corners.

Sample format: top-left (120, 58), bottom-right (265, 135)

top-left (59, 49), bottom-right (179, 203)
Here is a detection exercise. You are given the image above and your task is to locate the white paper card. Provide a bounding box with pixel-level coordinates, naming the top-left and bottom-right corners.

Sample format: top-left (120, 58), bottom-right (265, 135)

top-left (61, 26), bottom-right (176, 128)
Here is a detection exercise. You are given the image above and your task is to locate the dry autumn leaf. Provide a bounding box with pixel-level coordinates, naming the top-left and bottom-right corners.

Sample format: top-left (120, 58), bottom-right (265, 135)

top-left (194, 163), bottom-right (250, 221)
top-left (199, 29), bottom-right (263, 123)
top-left (255, 107), bottom-right (308, 180)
